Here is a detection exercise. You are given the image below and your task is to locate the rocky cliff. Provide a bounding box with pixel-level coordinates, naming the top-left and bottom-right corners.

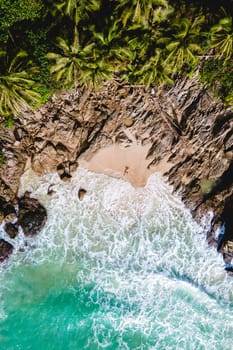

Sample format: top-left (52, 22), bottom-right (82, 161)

top-left (0, 76), bottom-right (232, 264)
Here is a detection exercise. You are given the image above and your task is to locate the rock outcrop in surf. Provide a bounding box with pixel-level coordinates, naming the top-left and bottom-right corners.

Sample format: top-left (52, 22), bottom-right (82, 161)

top-left (0, 192), bottom-right (47, 260)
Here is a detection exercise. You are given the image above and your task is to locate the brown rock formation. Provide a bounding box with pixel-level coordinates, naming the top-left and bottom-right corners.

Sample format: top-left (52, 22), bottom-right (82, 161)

top-left (0, 239), bottom-right (13, 262)
top-left (4, 223), bottom-right (18, 239)
top-left (0, 76), bottom-right (232, 263)
top-left (18, 193), bottom-right (47, 237)
top-left (78, 188), bottom-right (87, 201)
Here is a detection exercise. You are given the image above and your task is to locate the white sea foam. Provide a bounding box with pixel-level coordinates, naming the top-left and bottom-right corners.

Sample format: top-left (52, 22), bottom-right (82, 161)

top-left (1, 167), bottom-right (233, 349)
top-left (10, 167), bottom-right (233, 299)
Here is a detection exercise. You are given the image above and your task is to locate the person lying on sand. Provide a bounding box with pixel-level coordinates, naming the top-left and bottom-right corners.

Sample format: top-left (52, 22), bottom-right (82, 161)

top-left (123, 166), bottom-right (129, 176)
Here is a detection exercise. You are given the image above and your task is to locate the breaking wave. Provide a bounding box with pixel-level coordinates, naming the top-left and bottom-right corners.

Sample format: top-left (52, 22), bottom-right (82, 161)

top-left (0, 168), bottom-right (233, 349)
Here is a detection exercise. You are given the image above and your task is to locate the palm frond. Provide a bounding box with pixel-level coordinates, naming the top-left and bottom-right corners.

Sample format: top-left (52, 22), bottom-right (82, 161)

top-left (210, 17), bottom-right (233, 63)
top-left (0, 51), bottom-right (41, 116)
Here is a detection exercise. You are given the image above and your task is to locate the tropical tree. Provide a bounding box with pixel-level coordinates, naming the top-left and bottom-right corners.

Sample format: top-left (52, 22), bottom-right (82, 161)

top-left (46, 0), bottom-right (102, 90)
top-left (115, 0), bottom-right (171, 28)
top-left (210, 17), bottom-right (233, 63)
top-left (92, 20), bottom-right (123, 60)
top-left (48, 0), bottom-right (101, 46)
top-left (80, 49), bottom-right (114, 87)
top-left (164, 16), bottom-right (205, 73)
top-left (46, 36), bottom-right (95, 87)
top-left (53, 0), bottom-right (100, 23)
top-left (135, 48), bottom-right (173, 87)
top-left (0, 0), bottom-right (45, 44)
top-left (126, 33), bottom-right (151, 62)
top-left (0, 50), bottom-right (40, 116)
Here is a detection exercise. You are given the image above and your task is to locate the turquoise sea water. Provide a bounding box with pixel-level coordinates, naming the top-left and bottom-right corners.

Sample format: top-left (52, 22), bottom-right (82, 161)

top-left (0, 168), bottom-right (233, 350)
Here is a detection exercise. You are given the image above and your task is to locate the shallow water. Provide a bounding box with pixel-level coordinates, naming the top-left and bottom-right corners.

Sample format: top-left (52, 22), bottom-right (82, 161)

top-left (0, 168), bottom-right (233, 350)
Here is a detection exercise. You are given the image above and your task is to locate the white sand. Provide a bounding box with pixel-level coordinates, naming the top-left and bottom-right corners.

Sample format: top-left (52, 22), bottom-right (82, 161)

top-left (79, 142), bottom-right (172, 187)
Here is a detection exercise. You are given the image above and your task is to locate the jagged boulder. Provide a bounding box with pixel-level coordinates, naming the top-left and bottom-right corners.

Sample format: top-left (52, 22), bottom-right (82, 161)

top-left (18, 192), bottom-right (47, 236)
top-left (78, 188), bottom-right (87, 201)
top-left (0, 239), bottom-right (13, 262)
top-left (4, 222), bottom-right (19, 239)
top-left (3, 203), bottom-right (17, 223)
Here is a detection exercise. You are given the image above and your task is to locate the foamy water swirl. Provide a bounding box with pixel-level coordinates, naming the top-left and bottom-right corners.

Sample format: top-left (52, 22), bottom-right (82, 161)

top-left (0, 167), bottom-right (233, 349)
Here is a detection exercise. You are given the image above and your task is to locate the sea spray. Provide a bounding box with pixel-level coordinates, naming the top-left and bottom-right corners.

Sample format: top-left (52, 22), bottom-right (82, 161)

top-left (0, 168), bottom-right (233, 349)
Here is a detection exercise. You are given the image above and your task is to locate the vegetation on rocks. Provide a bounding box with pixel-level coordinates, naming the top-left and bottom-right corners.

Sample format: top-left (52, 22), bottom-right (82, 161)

top-left (0, 0), bottom-right (232, 120)
top-left (0, 151), bottom-right (4, 164)
top-left (200, 59), bottom-right (233, 106)
top-left (199, 178), bottom-right (219, 195)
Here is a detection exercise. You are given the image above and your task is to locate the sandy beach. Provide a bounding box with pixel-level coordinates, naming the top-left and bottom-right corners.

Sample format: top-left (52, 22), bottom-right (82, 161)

top-left (79, 139), bottom-right (172, 187)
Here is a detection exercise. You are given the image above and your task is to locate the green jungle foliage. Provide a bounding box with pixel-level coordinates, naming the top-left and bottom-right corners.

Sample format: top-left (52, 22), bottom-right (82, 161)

top-left (0, 151), bottom-right (4, 164)
top-left (0, 0), bottom-right (232, 119)
top-left (0, 0), bottom-right (46, 43)
top-left (200, 59), bottom-right (233, 106)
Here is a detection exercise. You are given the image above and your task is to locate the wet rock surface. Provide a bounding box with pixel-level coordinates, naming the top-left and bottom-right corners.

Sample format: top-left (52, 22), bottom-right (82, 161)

top-left (0, 239), bottom-right (13, 262)
top-left (0, 192), bottom-right (47, 261)
top-left (78, 188), bottom-right (87, 201)
top-left (0, 76), bottom-right (232, 265)
top-left (4, 223), bottom-right (18, 239)
top-left (18, 193), bottom-right (47, 237)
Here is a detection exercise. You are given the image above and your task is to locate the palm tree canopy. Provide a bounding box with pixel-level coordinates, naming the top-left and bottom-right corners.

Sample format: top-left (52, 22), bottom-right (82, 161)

top-left (210, 17), bottom-right (233, 63)
top-left (47, 36), bottom-right (96, 87)
top-left (0, 51), bottom-right (40, 116)
top-left (116, 0), bottom-right (171, 27)
top-left (164, 16), bottom-right (205, 72)
top-left (51, 0), bottom-right (100, 24)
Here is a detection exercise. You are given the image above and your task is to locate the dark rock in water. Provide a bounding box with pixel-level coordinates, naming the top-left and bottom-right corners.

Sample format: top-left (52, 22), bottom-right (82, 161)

top-left (224, 264), bottom-right (233, 272)
top-left (78, 188), bottom-right (87, 201)
top-left (0, 239), bottom-right (13, 262)
top-left (57, 161), bottom-right (77, 181)
top-left (47, 184), bottom-right (55, 196)
top-left (60, 172), bottom-right (72, 182)
top-left (223, 252), bottom-right (232, 264)
top-left (18, 193), bottom-right (47, 236)
top-left (4, 222), bottom-right (19, 239)
top-left (3, 203), bottom-right (17, 223)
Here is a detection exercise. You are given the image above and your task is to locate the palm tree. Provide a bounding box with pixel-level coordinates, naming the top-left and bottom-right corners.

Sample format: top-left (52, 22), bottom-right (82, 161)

top-left (164, 16), bottom-right (205, 74)
top-left (210, 17), bottom-right (233, 63)
top-left (80, 50), bottom-right (115, 87)
top-left (0, 51), bottom-right (40, 117)
top-left (46, 0), bottom-right (100, 86)
top-left (92, 20), bottom-right (123, 59)
top-left (50, 0), bottom-right (101, 46)
top-left (135, 48), bottom-right (173, 87)
top-left (115, 0), bottom-right (170, 28)
top-left (56, 0), bottom-right (100, 22)
top-left (46, 36), bottom-right (95, 87)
